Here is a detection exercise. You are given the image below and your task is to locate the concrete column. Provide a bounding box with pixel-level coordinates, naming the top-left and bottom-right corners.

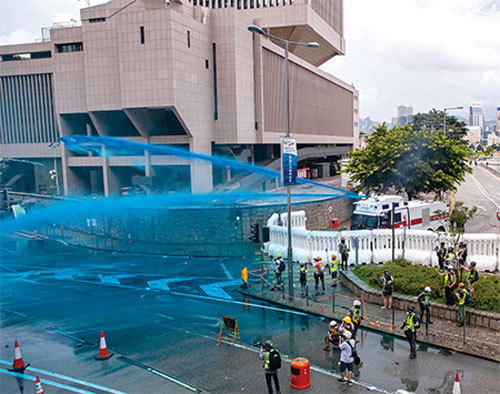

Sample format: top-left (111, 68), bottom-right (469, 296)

top-left (189, 138), bottom-right (213, 194)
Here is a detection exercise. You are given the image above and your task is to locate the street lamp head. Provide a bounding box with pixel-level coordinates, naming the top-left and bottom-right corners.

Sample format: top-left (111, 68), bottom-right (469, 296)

top-left (248, 25), bottom-right (264, 35)
top-left (307, 42), bottom-right (320, 48)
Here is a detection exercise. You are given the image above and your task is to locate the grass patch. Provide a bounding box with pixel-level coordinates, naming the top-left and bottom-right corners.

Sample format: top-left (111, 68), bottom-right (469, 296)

top-left (353, 258), bottom-right (500, 313)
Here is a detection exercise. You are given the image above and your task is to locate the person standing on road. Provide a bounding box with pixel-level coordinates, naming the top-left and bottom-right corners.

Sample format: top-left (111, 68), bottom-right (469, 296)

top-left (329, 254), bottom-right (339, 287)
top-left (324, 320), bottom-right (341, 351)
top-left (272, 254), bottom-right (285, 290)
top-left (339, 238), bottom-right (349, 270)
top-left (417, 286), bottom-right (433, 325)
top-left (457, 242), bottom-right (468, 281)
top-left (462, 261), bottom-right (479, 294)
top-left (313, 257), bottom-right (326, 292)
top-left (438, 265), bottom-right (456, 305)
top-left (401, 305), bottom-right (420, 359)
top-left (259, 340), bottom-right (281, 394)
top-left (337, 331), bottom-right (355, 386)
top-left (380, 270), bottom-right (393, 309)
top-left (436, 242), bottom-right (446, 269)
top-left (455, 283), bottom-right (468, 327)
top-left (349, 300), bottom-right (363, 338)
top-left (299, 263), bottom-right (308, 298)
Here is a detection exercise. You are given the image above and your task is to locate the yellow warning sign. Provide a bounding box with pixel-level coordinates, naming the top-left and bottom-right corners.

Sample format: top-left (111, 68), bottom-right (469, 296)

top-left (217, 316), bottom-right (241, 346)
top-left (241, 267), bottom-right (248, 284)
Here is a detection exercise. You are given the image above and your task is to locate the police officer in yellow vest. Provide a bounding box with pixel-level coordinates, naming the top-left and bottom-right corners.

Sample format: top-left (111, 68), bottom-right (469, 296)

top-left (400, 305), bottom-right (420, 359)
top-left (349, 300), bottom-right (363, 338)
top-left (455, 282), bottom-right (468, 327)
top-left (438, 265), bottom-right (456, 305)
top-left (330, 254), bottom-right (339, 287)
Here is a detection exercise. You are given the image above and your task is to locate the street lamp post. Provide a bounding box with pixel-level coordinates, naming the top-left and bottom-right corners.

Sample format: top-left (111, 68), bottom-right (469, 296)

top-left (248, 24), bottom-right (319, 299)
top-left (443, 106), bottom-right (464, 135)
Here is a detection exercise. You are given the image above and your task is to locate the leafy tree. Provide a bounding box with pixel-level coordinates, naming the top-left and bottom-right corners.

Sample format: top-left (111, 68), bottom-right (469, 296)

top-left (412, 109), bottom-right (468, 140)
top-left (346, 123), bottom-right (472, 199)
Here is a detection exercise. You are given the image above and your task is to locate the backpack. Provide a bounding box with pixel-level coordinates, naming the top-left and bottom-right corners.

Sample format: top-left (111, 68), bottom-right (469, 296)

top-left (278, 260), bottom-right (286, 272)
top-left (346, 341), bottom-right (360, 366)
top-left (268, 349), bottom-right (281, 370)
top-left (464, 292), bottom-right (472, 306)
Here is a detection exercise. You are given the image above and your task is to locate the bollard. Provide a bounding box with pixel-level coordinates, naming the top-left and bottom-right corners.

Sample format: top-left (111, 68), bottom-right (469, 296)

top-left (332, 292), bottom-right (336, 313)
top-left (391, 307), bottom-right (395, 327)
top-left (290, 357), bottom-right (311, 389)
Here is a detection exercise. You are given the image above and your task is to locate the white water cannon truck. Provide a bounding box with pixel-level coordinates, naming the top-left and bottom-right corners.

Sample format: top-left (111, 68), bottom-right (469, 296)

top-left (351, 195), bottom-right (449, 231)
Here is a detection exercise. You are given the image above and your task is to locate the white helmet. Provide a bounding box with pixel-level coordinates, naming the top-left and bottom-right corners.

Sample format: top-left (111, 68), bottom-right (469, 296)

top-left (329, 320), bottom-right (338, 328)
top-left (424, 286), bottom-right (431, 293)
top-left (353, 300), bottom-right (362, 307)
top-left (343, 331), bottom-right (352, 339)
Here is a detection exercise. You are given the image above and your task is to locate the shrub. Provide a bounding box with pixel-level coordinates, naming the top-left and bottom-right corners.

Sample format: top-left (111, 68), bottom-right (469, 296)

top-left (353, 258), bottom-right (500, 313)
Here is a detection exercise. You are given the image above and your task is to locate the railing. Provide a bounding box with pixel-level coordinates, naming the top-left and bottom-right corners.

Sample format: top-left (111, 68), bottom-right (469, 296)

top-left (265, 212), bottom-right (500, 272)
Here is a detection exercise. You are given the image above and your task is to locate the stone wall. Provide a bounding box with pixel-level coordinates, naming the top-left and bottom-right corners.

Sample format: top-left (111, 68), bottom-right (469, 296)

top-left (340, 271), bottom-right (500, 331)
top-left (45, 196), bottom-right (353, 257)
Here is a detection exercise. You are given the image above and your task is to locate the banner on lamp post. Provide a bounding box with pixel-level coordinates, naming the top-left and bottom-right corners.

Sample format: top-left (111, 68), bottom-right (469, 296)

top-left (281, 137), bottom-right (298, 186)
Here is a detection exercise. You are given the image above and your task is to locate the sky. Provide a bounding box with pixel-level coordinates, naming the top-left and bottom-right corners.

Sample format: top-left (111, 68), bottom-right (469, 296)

top-left (1, 0), bottom-right (499, 122)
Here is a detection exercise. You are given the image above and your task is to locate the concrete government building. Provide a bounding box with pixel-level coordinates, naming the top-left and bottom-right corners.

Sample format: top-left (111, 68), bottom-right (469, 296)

top-left (0, 0), bottom-right (358, 196)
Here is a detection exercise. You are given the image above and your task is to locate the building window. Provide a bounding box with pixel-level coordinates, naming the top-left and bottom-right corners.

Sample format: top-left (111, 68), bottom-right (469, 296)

top-left (55, 42), bottom-right (83, 53)
top-left (1, 51), bottom-right (51, 61)
top-left (89, 17), bottom-right (106, 23)
top-left (140, 26), bottom-right (145, 44)
top-left (205, 59), bottom-right (209, 69)
top-left (187, 30), bottom-right (191, 48)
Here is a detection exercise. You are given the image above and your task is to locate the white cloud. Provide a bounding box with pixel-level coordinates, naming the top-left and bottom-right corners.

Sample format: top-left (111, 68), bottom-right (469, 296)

top-left (0, 29), bottom-right (35, 46)
top-left (322, 0), bottom-right (500, 121)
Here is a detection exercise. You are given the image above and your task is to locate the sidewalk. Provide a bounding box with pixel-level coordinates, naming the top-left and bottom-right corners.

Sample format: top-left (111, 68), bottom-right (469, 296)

top-left (240, 266), bottom-right (500, 362)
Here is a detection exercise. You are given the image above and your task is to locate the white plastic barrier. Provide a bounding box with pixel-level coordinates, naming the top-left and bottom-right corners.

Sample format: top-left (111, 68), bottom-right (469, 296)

top-left (265, 212), bottom-right (500, 271)
top-left (280, 211), bottom-right (307, 229)
top-left (340, 230), bottom-right (373, 264)
top-left (462, 233), bottom-right (499, 272)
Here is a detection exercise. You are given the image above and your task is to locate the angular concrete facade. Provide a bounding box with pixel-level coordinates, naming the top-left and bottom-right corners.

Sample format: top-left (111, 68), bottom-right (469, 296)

top-left (0, 0), bottom-right (358, 196)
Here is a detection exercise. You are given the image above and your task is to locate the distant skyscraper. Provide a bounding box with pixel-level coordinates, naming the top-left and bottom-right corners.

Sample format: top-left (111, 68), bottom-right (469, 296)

top-left (469, 102), bottom-right (484, 129)
top-left (397, 105), bottom-right (413, 126)
top-left (391, 117), bottom-right (399, 128)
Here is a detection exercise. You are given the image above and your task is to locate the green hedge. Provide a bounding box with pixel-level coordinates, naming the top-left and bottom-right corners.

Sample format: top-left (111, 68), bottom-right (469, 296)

top-left (352, 258), bottom-right (500, 313)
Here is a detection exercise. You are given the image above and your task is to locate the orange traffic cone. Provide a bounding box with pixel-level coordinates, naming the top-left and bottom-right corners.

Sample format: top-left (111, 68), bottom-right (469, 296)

top-left (95, 330), bottom-right (113, 360)
top-left (35, 376), bottom-right (44, 394)
top-left (452, 372), bottom-right (461, 394)
top-left (8, 340), bottom-right (30, 371)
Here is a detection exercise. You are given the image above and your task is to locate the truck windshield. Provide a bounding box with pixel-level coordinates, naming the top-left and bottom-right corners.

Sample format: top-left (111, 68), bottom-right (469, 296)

top-left (352, 214), bottom-right (379, 229)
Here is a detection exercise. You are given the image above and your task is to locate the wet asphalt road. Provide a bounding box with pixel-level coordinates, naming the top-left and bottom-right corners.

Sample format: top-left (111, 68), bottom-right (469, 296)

top-left (455, 165), bottom-right (500, 233)
top-left (0, 237), bottom-right (498, 394)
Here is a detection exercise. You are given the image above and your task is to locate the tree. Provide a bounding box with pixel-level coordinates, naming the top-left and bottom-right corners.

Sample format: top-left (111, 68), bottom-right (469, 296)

top-left (412, 109), bottom-right (468, 140)
top-left (346, 123), bottom-right (472, 199)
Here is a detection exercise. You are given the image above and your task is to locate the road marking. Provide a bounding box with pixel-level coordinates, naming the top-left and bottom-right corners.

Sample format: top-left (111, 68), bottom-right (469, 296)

top-left (199, 279), bottom-right (241, 300)
top-left (0, 366), bottom-right (128, 394)
top-left (476, 205), bottom-right (487, 212)
top-left (1, 308), bottom-right (28, 317)
top-left (219, 260), bottom-right (234, 279)
top-left (155, 313), bottom-right (174, 320)
top-left (99, 274), bottom-right (135, 284)
top-left (50, 329), bottom-right (89, 344)
top-left (147, 277), bottom-right (197, 291)
top-left (470, 173), bottom-right (500, 210)
top-left (0, 369), bottom-right (95, 394)
top-left (118, 356), bottom-right (201, 393)
top-left (168, 290), bottom-right (309, 316)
